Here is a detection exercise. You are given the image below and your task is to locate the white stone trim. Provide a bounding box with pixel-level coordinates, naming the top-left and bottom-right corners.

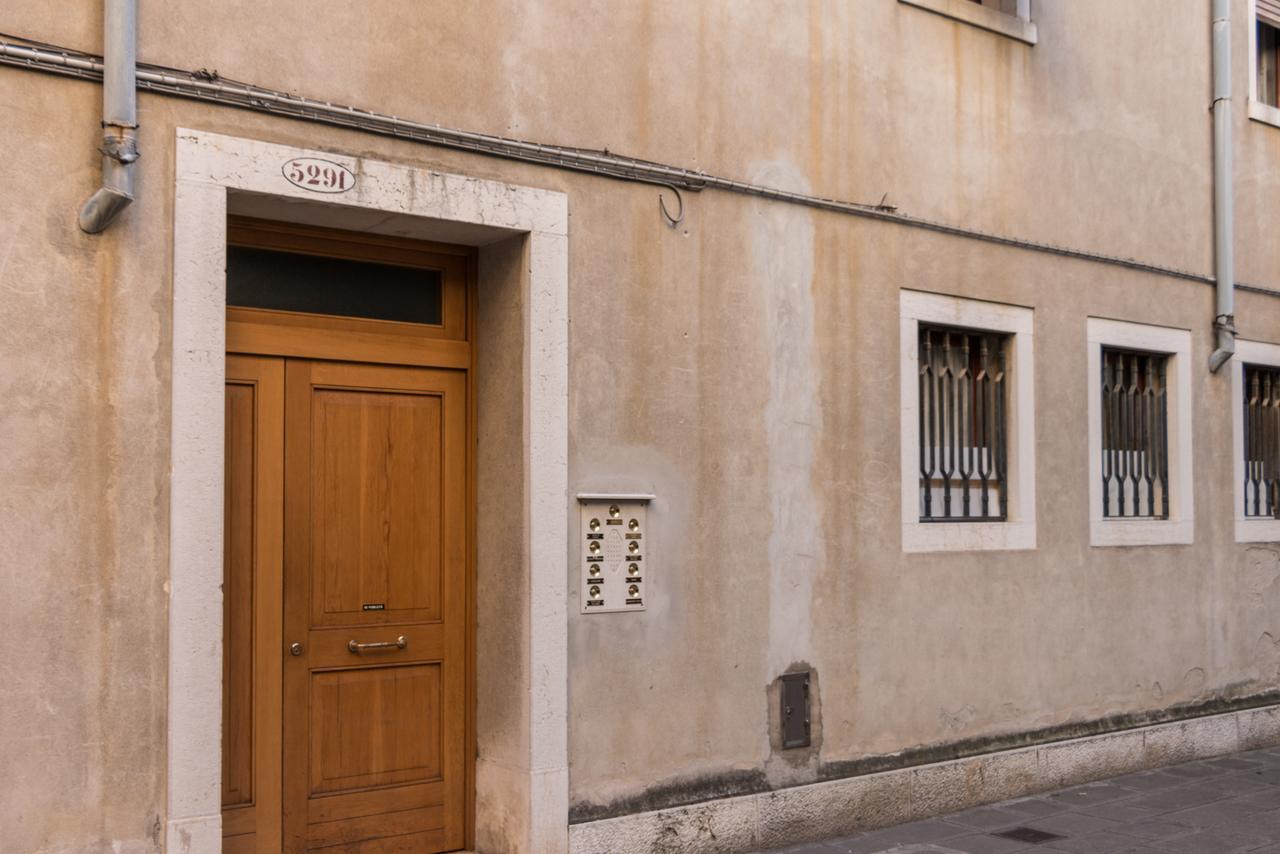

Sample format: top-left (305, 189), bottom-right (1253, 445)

top-left (569, 704), bottom-right (1280, 854)
top-left (1233, 339), bottom-right (1280, 543)
top-left (899, 290), bottom-right (1037, 553)
top-left (169, 129), bottom-right (569, 853)
top-left (1086, 318), bottom-right (1194, 547)
top-left (898, 0), bottom-right (1038, 45)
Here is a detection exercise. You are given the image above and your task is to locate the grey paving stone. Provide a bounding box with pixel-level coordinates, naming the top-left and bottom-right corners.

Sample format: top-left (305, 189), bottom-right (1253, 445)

top-left (1041, 847), bottom-right (1170, 854)
top-left (1156, 827), bottom-right (1273, 853)
top-left (1237, 790), bottom-right (1280, 811)
top-left (1205, 757), bottom-right (1265, 771)
top-left (815, 834), bottom-right (900, 854)
top-left (1020, 811), bottom-right (1124, 837)
top-left (931, 834), bottom-right (1032, 854)
top-left (869, 819), bottom-right (969, 846)
top-left (1111, 817), bottom-right (1196, 841)
top-left (1030, 830), bottom-right (1142, 853)
top-left (1251, 768), bottom-right (1280, 786)
top-left (1200, 772), bottom-right (1279, 796)
top-left (1075, 801), bottom-right (1166, 823)
top-left (1244, 806), bottom-right (1280, 832)
top-left (1125, 784), bottom-right (1226, 812)
top-left (1106, 771), bottom-right (1188, 791)
top-left (780, 748), bottom-right (1280, 854)
top-left (1164, 762), bottom-right (1232, 780)
top-left (944, 807), bottom-right (1027, 831)
top-left (821, 821), bottom-right (970, 854)
top-left (1162, 797), bottom-right (1274, 828)
top-left (1048, 784), bottom-right (1136, 807)
top-left (1000, 797), bottom-right (1069, 819)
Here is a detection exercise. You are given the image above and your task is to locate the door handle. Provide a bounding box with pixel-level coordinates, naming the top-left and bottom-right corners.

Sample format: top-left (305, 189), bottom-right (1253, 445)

top-left (347, 635), bottom-right (408, 653)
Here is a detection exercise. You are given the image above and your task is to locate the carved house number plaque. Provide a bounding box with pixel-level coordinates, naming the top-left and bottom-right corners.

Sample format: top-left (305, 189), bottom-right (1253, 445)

top-left (282, 157), bottom-right (355, 193)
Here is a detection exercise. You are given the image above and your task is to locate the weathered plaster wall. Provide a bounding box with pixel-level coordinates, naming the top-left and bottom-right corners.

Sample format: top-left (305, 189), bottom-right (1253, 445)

top-left (2, 1), bottom-right (1280, 850)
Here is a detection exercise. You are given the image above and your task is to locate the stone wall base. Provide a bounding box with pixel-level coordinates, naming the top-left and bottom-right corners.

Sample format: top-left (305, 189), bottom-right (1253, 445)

top-left (569, 704), bottom-right (1280, 853)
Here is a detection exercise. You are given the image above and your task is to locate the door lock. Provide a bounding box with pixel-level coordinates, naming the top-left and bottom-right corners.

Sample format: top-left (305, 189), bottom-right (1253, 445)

top-left (289, 642), bottom-right (303, 656)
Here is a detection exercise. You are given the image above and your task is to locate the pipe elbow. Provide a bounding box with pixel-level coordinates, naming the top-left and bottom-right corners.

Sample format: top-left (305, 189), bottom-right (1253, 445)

top-left (78, 185), bottom-right (133, 234)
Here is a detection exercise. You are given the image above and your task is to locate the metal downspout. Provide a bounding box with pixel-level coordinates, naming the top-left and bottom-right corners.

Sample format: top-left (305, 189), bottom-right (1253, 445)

top-left (1210, 0), bottom-right (1236, 372)
top-left (77, 0), bottom-right (137, 233)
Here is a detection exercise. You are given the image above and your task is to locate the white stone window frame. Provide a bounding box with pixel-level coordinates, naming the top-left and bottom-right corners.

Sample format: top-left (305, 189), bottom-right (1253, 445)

top-left (1250, 0), bottom-right (1280, 128)
top-left (1086, 318), bottom-right (1194, 548)
top-left (900, 290), bottom-right (1037, 553)
top-left (1233, 339), bottom-right (1280, 543)
top-left (899, 0), bottom-right (1037, 46)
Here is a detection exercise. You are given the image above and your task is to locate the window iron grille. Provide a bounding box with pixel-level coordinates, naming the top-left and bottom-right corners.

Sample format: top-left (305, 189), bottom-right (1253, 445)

top-left (1101, 348), bottom-right (1169, 519)
top-left (1244, 364), bottom-right (1280, 519)
top-left (918, 325), bottom-right (1009, 522)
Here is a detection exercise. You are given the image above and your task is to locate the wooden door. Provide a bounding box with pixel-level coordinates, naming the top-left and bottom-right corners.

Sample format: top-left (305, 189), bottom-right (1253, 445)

top-left (282, 359), bottom-right (468, 854)
top-left (223, 355), bottom-right (285, 854)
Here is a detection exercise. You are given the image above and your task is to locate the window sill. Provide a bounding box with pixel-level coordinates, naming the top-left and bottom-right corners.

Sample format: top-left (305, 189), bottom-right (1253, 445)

top-left (898, 0), bottom-right (1037, 45)
top-left (902, 519), bottom-right (1036, 553)
top-left (1089, 518), bottom-right (1193, 548)
top-left (1249, 98), bottom-right (1280, 129)
top-left (1236, 517), bottom-right (1280, 544)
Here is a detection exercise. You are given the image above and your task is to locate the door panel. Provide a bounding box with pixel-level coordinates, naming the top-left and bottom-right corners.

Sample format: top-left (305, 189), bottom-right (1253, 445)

top-left (309, 663), bottom-right (443, 794)
top-left (283, 360), bottom-right (467, 854)
top-left (311, 387), bottom-right (443, 626)
top-left (222, 355), bottom-right (285, 854)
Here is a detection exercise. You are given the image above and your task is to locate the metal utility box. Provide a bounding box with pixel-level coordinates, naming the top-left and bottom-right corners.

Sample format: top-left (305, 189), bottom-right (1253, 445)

top-left (577, 494), bottom-right (652, 614)
top-left (780, 671), bottom-right (811, 749)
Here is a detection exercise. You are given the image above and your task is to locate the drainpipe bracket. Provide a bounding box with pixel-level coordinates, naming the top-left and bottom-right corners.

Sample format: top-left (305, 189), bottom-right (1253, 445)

top-left (99, 132), bottom-right (139, 164)
top-left (1214, 313), bottom-right (1237, 334)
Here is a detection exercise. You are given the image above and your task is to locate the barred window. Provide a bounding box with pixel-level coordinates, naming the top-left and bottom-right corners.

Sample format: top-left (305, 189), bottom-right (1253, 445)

top-left (1244, 364), bottom-right (1280, 519)
top-left (1100, 348), bottom-right (1169, 519)
top-left (917, 325), bottom-right (1009, 522)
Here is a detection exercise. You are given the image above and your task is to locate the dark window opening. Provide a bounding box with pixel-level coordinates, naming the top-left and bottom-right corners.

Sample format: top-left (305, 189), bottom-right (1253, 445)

top-left (1260, 19), bottom-right (1280, 108)
top-left (226, 245), bottom-right (443, 325)
top-left (968, 0), bottom-right (1021, 16)
top-left (918, 325), bottom-right (1010, 522)
top-left (1244, 364), bottom-right (1280, 519)
top-left (1101, 348), bottom-right (1169, 520)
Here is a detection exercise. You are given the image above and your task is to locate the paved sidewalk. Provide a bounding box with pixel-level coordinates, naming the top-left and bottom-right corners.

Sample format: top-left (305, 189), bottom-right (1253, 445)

top-left (761, 746), bottom-right (1280, 854)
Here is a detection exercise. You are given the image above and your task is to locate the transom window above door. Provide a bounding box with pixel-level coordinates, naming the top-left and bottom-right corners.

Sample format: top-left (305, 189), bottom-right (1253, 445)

top-left (227, 244), bottom-right (444, 325)
top-left (225, 217), bottom-right (471, 348)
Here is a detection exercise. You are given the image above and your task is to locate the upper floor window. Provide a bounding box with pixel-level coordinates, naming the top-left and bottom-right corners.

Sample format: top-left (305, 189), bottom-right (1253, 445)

top-left (1252, 1), bottom-right (1280, 123)
top-left (1258, 12), bottom-right (1279, 107)
top-left (900, 0), bottom-right (1037, 45)
top-left (970, 0), bottom-right (1024, 17)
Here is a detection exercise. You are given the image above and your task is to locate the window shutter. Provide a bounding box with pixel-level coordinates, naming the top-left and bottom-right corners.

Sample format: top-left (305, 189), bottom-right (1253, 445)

top-left (1260, 0), bottom-right (1280, 28)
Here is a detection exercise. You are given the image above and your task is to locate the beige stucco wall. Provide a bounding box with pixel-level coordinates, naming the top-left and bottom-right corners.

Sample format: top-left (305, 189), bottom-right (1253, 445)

top-left (2, 1), bottom-right (1280, 851)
